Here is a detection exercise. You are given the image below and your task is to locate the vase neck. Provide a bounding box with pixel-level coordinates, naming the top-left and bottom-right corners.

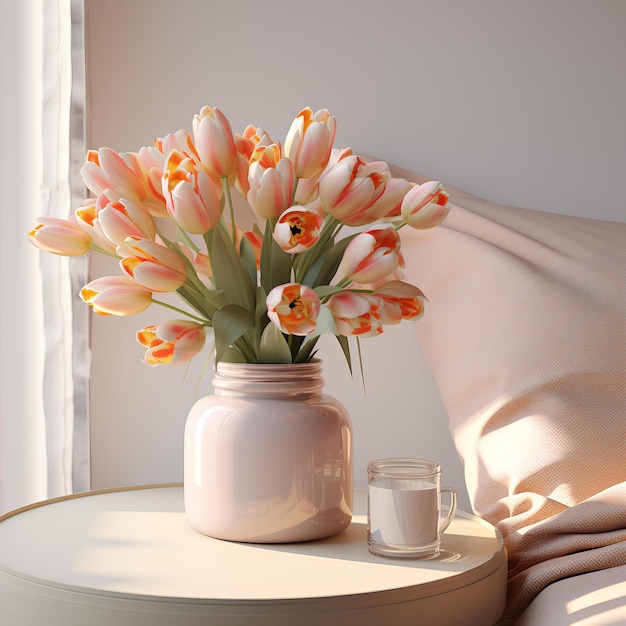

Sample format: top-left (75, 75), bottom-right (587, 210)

top-left (212, 361), bottom-right (324, 399)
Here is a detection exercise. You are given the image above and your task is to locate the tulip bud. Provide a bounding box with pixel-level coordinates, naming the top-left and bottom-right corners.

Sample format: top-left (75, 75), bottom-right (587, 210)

top-left (294, 147), bottom-right (353, 205)
top-left (371, 177), bottom-right (413, 219)
top-left (94, 191), bottom-right (157, 246)
top-left (81, 147), bottom-right (145, 200)
top-left (137, 320), bottom-right (207, 366)
top-left (119, 238), bottom-right (188, 292)
top-left (318, 156), bottom-right (390, 226)
top-left (400, 181), bottom-right (450, 229)
top-left (162, 150), bottom-right (223, 234)
top-left (73, 199), bottom-right (118, 254)
top-left (284, 107), bottom-right (337, 179)
top-left (247, 152), bottom-right (296, 220)
top-left (27, 216), bottom-right (91, 256)
top-left (234, 126), bottom-right (275, 197)
top-left (80, 276), bottom-right (152, 316)
top-left (374, 280), bottom-right (425, 324)
top-left (193, 106), bottom-right (238, 179)
top-left (326, 291), bottom-right (383, 338)
top-left (339, 225), bottom-right (404, 284)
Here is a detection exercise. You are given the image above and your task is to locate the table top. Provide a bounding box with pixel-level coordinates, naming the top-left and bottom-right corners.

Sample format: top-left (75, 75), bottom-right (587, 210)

top-left (0, 484), bottom-right (507, 625)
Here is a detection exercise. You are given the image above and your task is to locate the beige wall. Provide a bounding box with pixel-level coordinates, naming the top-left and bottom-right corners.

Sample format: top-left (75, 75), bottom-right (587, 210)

top-left (84, 0), bottom-right (626, 511)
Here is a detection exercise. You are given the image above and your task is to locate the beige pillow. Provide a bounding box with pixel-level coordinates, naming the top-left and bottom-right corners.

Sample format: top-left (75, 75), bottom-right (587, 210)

top-left (395, 166), bottom-right (626, 624)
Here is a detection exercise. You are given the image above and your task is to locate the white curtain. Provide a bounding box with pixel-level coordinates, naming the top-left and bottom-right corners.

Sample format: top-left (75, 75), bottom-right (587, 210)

top-left (0, 0), bottom-right (88, 515)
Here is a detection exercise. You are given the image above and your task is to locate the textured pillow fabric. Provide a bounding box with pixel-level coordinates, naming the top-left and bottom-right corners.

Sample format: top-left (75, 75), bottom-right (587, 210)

top-left (393, 166), bottom-right (626, 625)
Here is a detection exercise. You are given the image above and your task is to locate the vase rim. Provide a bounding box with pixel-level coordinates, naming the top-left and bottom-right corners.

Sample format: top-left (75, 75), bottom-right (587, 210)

top-left (213, 359), bottom-right (324, 395)
top-left (215, 358), bottom-right (322, 372)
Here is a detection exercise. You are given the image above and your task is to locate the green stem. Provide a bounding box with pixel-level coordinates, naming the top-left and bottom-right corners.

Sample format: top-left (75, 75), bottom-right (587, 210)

top-left (222, 177), bottom-right (236, 243)
top-left (152, 299), bottom-right (210, 325)
top-left (89, 244), bottom-right (120, 258)
top-left (156, 223), bottom-right (198, 254)
top-left (234, 336), bottom-right (258, 363)
top-left (176, 226), bottom-right (200, 252)
top-left (334, 276), bottom-right (353, 290)
top-left (157, 227), bottom-right (214, 300)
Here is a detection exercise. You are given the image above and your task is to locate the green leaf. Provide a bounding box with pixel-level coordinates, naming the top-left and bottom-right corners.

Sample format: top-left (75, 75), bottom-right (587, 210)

top-left (259, 220), bottom-right (274, 295)
top-left (335, 334), bottom-right (353, 376)
top-left (259, 322), bottom-right (293, 363)
top-left (255, 288), bottom-right (268, 325)
top-left (212, 304), bottom-right (255, 364)
top-left (271, 240), bottom-right (292, 289)
top-left (313, 285), bottom-right (345, 299)
top-left (203, 289), bottom-right (229, 311)
top-left (356, 336), bottom-right (366, 392)
top-left (294, 336), bottom-right (320, 363)
top-left (207, 225), bottom-right (255, 312)
top-left (176, 285), bottom-right (215, 319)
top-left (239, 234), bottom-right (258, 288)
top-left (220, 347), bottom-right (247, 364)
top-left (254, 287), bottom-right (269, 342)
top-left (301, 254), bottom-right (327, 287)
top-left (260, 219), bottom-right (292, 295)
top-left (312, 234), bottom-right (358, 288)
top-left (308, 304), bottom-right (338, 338)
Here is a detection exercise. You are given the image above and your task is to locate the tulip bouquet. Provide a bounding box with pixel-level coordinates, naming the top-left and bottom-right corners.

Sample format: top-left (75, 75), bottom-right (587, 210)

top-left (28, 106), bottom-right (450, 370)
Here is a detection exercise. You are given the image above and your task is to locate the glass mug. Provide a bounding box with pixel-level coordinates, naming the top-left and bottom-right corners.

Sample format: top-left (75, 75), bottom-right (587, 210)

top-left (367, 458), bottom-right (458, 559)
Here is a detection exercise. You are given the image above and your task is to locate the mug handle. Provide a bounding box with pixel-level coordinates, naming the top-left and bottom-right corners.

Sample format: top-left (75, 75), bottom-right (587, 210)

top-left (439, 486), bottom-right (458, 534)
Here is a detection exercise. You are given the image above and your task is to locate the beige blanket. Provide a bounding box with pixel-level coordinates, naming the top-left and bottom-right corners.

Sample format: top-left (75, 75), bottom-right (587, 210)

top-left (395, 166), bottom-right (626, 624)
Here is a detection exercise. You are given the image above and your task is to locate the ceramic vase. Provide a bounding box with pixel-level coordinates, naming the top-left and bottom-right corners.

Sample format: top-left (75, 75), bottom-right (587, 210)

top-left (183, 359), bottom-right (353, 542)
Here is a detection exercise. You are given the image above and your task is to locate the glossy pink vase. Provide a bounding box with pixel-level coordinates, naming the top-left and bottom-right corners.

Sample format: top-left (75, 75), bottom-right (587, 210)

top-left (183, 360), bottom-right (353, 542)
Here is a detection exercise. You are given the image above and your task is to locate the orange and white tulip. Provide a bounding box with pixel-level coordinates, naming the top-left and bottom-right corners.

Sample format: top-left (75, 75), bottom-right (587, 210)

top-left (234, 125), bottom-right (275, 196)
top-left (73, 199), bottom-right (118, 254)
top-left (138, 129), bottom-right (199, 216)
top-left (266, 283), bottom-right (321, 336)
top-left (339, 225), bottom-right (404, 284)
top-left (318, 156), bottom-right (390, 226)
top-left (155, 129), bottom-right (198, 161)
top-left (80, 276), bottom-right (152, 316)
top-left (119, 238), bottom-right (187, 292)
top-left (273, 206), bottom-right (324, 253)
top-left (135, 145), bottom-right (167, 213)
top-left (369, 177), bottom-right (413, 219)
top-left (137, 320), bottom-right (207, 367)
top-left (294, 147), bottom-right (353, 205)
top-left (400, 181), bottom-right (450, 229)
top-left (247, 145), bottom-right (296, 220)
top-left (374, 280), bottom-right (425, 324)
top-left (81, 147), bottom-right (145, 200)
top-left (27, 216), bottom-right (91, 256)
top-left (284, 107), bottom-right (336, 179)
top-left (162, 150), bottom-right (223, 234)
top-left (326, 292), bottom-right (383, 338)
top-left (92, 190), bottom-right (157, 246)
top-left (83, 147), bottom-right (170, 218)
top-left (193, 106), bottom-right (238, 179)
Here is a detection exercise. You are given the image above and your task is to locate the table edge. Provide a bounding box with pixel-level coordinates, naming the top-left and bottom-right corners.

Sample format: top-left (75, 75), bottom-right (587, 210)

top-left (0, 482), bottom-right (184, 523)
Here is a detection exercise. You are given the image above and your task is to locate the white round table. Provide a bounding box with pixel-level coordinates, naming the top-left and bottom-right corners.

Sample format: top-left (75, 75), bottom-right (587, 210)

top-left (0, 484), bottom-right (506, 625)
